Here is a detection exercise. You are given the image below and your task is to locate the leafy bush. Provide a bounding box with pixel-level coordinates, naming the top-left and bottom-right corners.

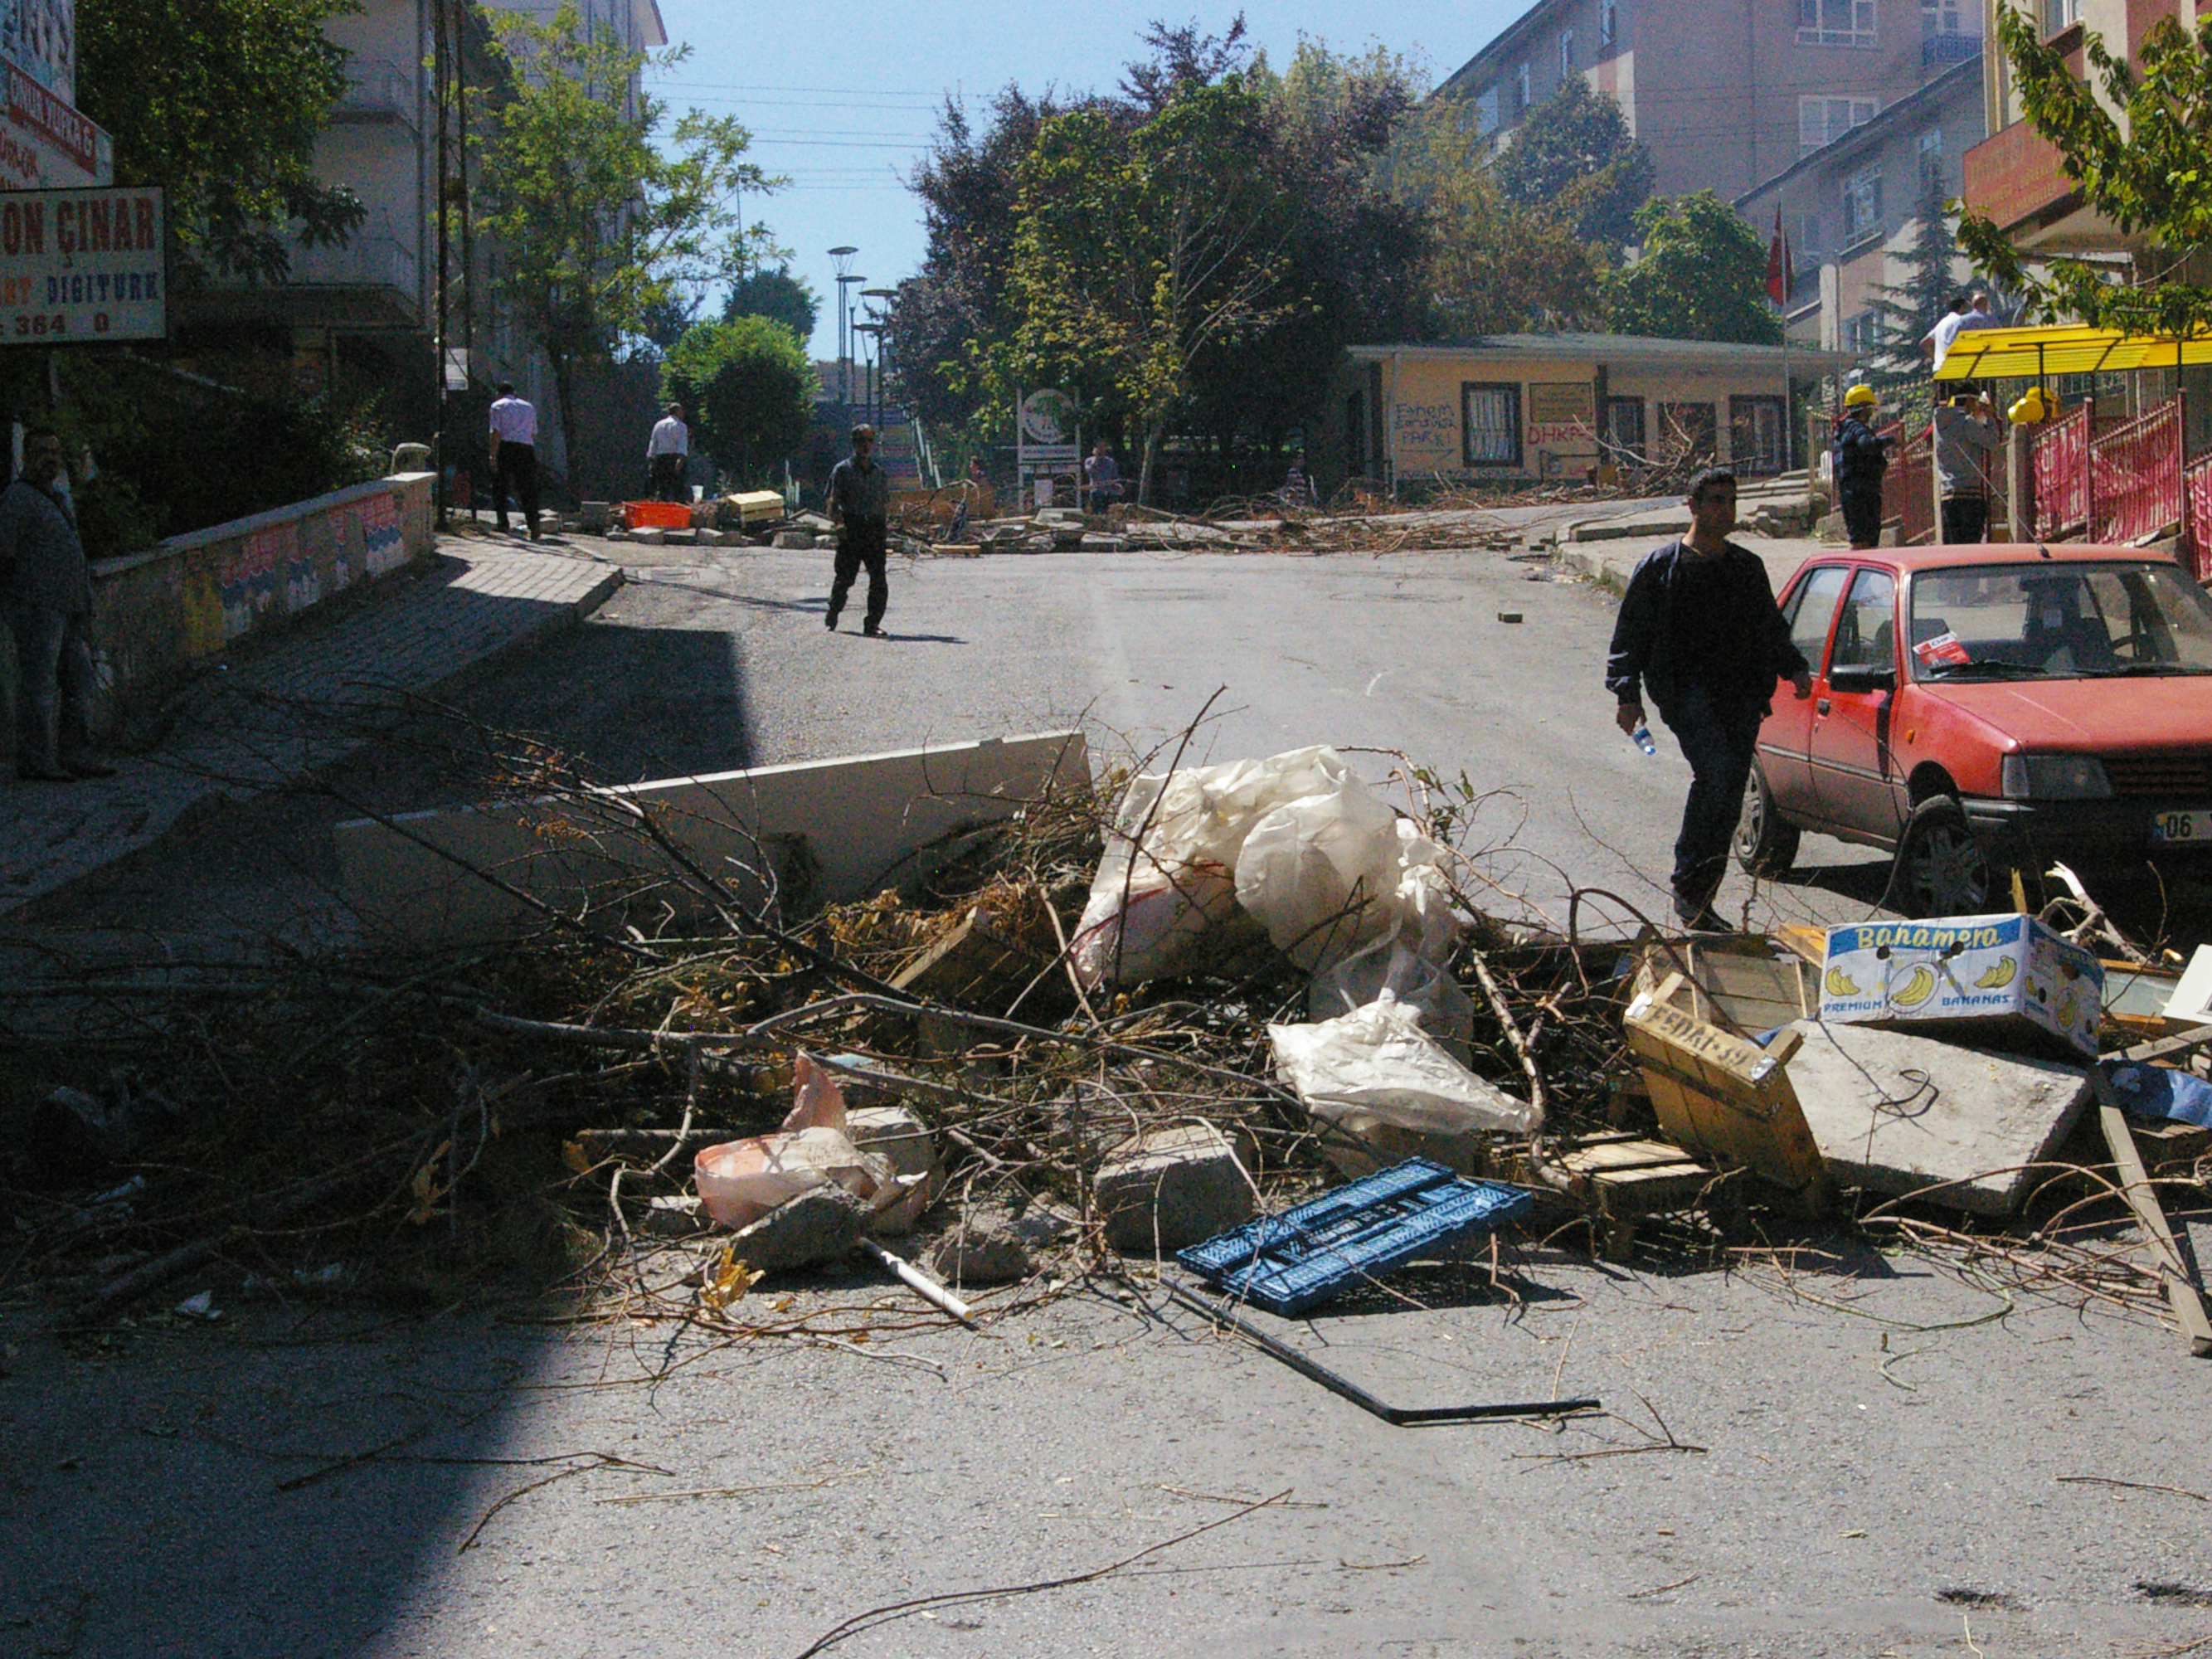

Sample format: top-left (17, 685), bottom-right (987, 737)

top-left (661, 316), bottom-right (818, 488)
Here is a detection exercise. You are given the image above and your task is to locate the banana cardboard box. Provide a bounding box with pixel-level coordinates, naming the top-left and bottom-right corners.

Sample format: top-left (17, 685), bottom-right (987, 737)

top-left (1818, 913), bottom-right (2103, 1058)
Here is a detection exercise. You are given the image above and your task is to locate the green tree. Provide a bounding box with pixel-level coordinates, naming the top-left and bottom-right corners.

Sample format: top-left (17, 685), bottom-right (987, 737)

top-left (473, 2), bottom-right (776, 489)
top-left (1958, 11), bottom-right (2212, 333)
top-left (79, 0), bottom-right (364, 283)
top-left (1388, 100), bottom-right (1612, 334)
top-left (661, 316), bottom-right (817, 487)
top-left (637, 289), bottom-right (702, 353)
top-left (1608, 192), bottom-right (1782, 343)
top-left (723, 267), bottom-right (819, 340)
top-left (1490, 77), bottom-right (1655, 247)
top-left (1004, 76), bottom-right (1295, 502)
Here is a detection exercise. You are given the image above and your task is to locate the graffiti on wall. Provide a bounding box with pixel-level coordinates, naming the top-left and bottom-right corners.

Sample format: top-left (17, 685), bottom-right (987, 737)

top-left (219, 524), bottom-right (290, 640)
top-left (1395, 403), bottom-right (1458, 465)
top-left (362, 491), bottom-right (403, 576)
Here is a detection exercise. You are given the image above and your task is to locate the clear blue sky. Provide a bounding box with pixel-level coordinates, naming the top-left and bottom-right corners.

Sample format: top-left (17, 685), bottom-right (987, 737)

top-left (650, 2), bottom-right (1519, 361)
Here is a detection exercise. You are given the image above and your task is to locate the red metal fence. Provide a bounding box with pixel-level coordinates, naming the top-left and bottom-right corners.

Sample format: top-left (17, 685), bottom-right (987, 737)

top-left (2088, 397), bottom-right (2185, 546)
top-left (2032, 400), bottom-right (2093, 538)
top-left (1883, 421), bottom-right (1936, 545)
top-left (2185, 453), bottom-right (2212, 578)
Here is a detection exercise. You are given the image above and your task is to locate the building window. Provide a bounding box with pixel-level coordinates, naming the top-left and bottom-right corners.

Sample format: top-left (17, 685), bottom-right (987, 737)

top-left (1730, 396), bottom-right (1788, 474)
top-left (1798, 0), bottom-right (1879, 46)
top-left (1844, 311), bottom-right (1882, 353)
top-left (1800, 95), bottom-right (1878, 152)
top-left (1843, 168), bottom-right (1884, 242)
top-left (2044, 0), bottom-right (2081, 31)
top-left (1559, 30), bottom-right (1574, 77)
top-left (1798, 211), bottom-right (1826, 261)
top-left (1463, 382), bottom-right (1524, 468)
top-left (1600, 0), bottom-right (1618, 44)
top-left (1918, 125), bottom-right (1944, 190)
top-left (1475, 87), bottom-right (1501, 135)
top-left (1514, 61), bottom-right (1531, 114)
top-left (1602, 397), bottom-right (1645, 462)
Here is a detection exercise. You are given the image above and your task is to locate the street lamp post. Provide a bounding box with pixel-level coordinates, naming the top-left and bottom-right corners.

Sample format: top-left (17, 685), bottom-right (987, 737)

top-left (829, 246), bottom-right (861, 407)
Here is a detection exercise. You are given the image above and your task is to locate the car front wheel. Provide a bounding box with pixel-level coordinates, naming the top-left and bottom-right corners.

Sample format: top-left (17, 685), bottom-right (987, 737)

top-left (1889, 795), bottom-right (1996, 917)
top-left (1734, 763), bottom-right (1801, 876)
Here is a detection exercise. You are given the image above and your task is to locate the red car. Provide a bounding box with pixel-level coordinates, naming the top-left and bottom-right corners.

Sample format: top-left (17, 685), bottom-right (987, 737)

top-left (1735, 542), bottom-right (2212, 916)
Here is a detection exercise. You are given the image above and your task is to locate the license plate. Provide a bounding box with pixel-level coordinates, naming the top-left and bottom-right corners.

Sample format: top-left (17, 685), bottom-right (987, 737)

top-left (2151, 808), bottom-right (2212, 843)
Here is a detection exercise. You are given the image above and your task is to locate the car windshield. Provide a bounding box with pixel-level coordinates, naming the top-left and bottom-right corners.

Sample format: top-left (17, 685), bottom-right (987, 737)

top-left (1907, 561), bottom-right (2212, 681)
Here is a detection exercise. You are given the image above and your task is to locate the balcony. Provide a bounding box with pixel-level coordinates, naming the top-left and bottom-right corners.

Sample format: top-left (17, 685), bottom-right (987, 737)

top-left (1923, 28), bottom-right (1981, 66)
top-left (333, 58), bottom-right (419, 134)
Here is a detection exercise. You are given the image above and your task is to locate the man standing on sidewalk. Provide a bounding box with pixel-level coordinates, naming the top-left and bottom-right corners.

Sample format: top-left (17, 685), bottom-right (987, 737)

top-left (824, 425), bottom-right (889, 636)
top-left (648, 403), bottom-right (690, 502)
top-left (1605, 467), bottom-right (1812, 931)
top-left (1933, 383), bottom-right (2004, 544)
top-left (488, 382), bottom-right (542, 541)
top-left (1831, 383), bottom-right (1893, 550)
top-left (2, 427), bottom-right (114, 782)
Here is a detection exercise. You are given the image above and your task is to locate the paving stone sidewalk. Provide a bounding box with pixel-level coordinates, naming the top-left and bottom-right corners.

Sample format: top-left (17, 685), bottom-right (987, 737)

top-left (0, 540), bottom-right (618, 914)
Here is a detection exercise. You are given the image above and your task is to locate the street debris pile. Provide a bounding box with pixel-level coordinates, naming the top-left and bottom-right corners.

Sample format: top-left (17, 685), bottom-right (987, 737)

top-left (5, 734), bottom-right (2209, 1371)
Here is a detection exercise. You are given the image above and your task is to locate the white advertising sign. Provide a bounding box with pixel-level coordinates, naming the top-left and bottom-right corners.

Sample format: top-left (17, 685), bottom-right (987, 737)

top-left (1018, 387), bottom-right (1078, 462)
top-left (0, 184), bottom-right (164, 343)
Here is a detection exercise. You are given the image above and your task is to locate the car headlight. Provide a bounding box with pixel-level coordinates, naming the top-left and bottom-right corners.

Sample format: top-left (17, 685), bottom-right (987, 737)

top-left (2001, 754), bottom-right (2112, 800)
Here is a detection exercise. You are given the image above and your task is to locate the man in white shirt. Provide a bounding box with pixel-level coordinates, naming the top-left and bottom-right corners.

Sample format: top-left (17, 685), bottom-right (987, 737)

top-left (487, 382), bottom-right (542, 541)
top-left (648, 402), bottom-right (690, 502)
top-left (1921, 289), bottom-right (2005, 372)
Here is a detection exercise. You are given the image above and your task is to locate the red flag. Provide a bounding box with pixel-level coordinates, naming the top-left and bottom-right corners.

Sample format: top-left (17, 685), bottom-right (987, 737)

top-left (1765, 205), bottom-right (1793, 304)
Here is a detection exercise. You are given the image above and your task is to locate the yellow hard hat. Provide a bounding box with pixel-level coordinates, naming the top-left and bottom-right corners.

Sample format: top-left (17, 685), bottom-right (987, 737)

top-left (2007, 386), bottom-right (2051, 426)
top-left (1844, 383), bottom-right (1878, 407)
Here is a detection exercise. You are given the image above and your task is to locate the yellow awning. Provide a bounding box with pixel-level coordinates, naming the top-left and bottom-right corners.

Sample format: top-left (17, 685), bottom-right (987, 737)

top-left (1934, 323), bottom-right (2212, 380)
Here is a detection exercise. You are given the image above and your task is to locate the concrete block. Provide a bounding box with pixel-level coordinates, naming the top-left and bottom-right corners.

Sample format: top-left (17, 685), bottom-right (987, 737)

top-left (631, 528), bottom-right (666, 546)
top-left (773, 530), bottom-right (814, 549)
top-left (1783, 1019), bottom-right (2093, 1215)
top-left (578, 501), bottom-right (610, 533)
top-left (1078, 534), bottom-right (1126, 552)
top-left (848, 1103), bottom-right (938, 1233)
top-left (924, 1199), bottom-right (1077, 1287)
top-left (1096, 1121), bottom-right (1254, 1253)
top-left (727, 1184), bottom-right (870, 1272)
top-left (333, 729), bottom-right (1090, 946)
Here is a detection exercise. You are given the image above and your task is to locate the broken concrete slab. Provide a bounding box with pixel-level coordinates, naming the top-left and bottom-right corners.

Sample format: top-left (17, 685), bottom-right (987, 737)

top-left (727, 1185), bottom-right (871, 1272)
top-left (1782, 1019), bottom-right (2093, 1215)
top-left (848, 1104), bottom-right (938, 1233)
top-left (772, 529), bottom-right (814, 549)
top-left (332, 730), bottom-right (1089, 946)
top-left (923, 1199), bottom-right (1076, 1287)
top-left (1096, 1121), bottom-right (1254, 1253)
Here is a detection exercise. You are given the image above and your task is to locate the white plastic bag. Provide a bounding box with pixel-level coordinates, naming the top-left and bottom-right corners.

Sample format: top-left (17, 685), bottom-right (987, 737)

top-left (1070, 747), bottom-right (1346, 988)
top-left (1268, 990), bottom-right (1539, 1137)
top-left (1235, 781), bottom-right (1451, 975)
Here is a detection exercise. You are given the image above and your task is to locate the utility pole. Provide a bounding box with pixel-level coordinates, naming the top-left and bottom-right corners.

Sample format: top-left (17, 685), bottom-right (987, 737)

top-left (432, 0), bottom-right (450, 524)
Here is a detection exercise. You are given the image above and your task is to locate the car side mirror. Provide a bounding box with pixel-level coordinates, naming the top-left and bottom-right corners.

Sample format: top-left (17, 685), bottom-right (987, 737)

top-left (1827, 664), bottom-right (1896, 695)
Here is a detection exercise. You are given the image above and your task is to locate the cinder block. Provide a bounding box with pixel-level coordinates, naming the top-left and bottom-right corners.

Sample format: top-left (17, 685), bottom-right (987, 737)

top-left (773, 530), bottom-right (814, 549)
top-left (578, 501), bottom-right (610, 533)
top-left (1096, 1121), bottom-right (1254, 1253)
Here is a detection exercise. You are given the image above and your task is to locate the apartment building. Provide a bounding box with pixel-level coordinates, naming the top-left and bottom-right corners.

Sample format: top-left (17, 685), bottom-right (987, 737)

top-left (1735, 58), bottom-right (1985, 354)
top-left (180, 0), bottom-right (668, 477)
top-left (1436, 0), bottom-right (1976, 202)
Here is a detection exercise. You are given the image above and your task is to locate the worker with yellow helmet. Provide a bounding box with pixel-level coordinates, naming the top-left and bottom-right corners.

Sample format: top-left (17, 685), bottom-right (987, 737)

top-left (1831, 383), bottom-right (1894, 549)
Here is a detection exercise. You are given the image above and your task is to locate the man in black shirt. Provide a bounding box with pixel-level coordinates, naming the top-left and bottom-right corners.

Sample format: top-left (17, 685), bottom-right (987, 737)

top-left (1605, 467), bottom-right (1813, 930)
top-left (824, 425), bottom-right (890, 636)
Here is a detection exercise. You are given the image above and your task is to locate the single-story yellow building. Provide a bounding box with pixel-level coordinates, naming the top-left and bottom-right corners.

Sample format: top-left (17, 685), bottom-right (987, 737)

top-left (1333, 334), bottom-right (1849, 489)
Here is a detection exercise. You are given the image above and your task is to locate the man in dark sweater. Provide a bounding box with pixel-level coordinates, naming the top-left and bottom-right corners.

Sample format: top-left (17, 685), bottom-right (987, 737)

top-left (824, 425), bottom-right (890, 635)
top-left (2, 427), bottom-right (114, 781)
top-left (1830, 383), bottom-right (1894, 550)
top-left (1605, 467), bottom-right (1813, 930)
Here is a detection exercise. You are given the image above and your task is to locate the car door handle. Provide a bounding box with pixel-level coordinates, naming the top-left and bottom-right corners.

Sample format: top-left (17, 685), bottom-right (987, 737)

top-left (1816, 698), bottom-right (1832, 715)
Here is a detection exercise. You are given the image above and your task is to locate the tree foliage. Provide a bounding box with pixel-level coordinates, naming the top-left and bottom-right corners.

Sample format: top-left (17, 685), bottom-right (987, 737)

top-left (1607, 192), bottom-right (1782, 343)
top-left (1388, 102), bottom-right (1612, 334)
top-left (1490, 76), bottom-right (1654, 247)
top-left (473, 2), bottom-right (775, 485)
top-left (1958, 11), bottom-right (2212, 333)
top-left (660, 316), bottom-right (817, 487)
top-left (79, 0), bottom-right (363, 284)
top-left (723, 266), bottom-right (820, 340)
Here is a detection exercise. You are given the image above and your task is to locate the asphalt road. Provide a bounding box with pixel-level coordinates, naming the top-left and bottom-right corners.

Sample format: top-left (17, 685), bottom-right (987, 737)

top-left (454, 536), bottom-right (1894, 939)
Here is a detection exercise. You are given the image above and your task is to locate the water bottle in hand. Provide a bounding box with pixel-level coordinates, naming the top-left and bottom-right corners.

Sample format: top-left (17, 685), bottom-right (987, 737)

top-left (1630, 722), bottom-right (1657, 757)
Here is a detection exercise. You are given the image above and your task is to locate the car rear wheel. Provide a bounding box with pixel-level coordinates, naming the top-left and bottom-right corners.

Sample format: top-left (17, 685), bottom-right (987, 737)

top-left (1889, 795), bottom-right (1996, 917)
top-left (1734, 763), bottom-right (1801, 876)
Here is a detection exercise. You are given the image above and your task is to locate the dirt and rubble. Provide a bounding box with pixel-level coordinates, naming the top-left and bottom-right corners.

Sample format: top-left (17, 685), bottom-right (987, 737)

top-left (4, 719), bottom-right (2206, 1375)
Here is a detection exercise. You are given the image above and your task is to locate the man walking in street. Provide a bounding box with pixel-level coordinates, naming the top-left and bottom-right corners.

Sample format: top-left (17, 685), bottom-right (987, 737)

top-left (648, 403), bottom-right (690, 503)
top-left (1832, 383), bottom-right (1893, 550)
top-left (1605, 467), bottom-right (1812, 932)
top-left (3, 427), bottom-right (114, 782)
top-left (1933, 382), bottom-right (2004, 544)
top-left (1083, 440), bottom-right (1119, 516)
top-left (488, 382), bottom-right (542, 541)
top-left (824, 425), bottom-right (890, 636)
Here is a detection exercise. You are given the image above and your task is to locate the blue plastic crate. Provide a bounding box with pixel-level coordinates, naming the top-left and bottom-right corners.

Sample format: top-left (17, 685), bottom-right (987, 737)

top-left (1176, 1159), bottom-right (1535, 1316)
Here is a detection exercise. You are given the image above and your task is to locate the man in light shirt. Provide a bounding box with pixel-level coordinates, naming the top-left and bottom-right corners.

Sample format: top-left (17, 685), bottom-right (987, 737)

top-left (1921, 289), bottom-right (2004, 372)
top-left (648, 402), bottom-right (689, 502)
top-left (487, 381), bottom-right (542, 541)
